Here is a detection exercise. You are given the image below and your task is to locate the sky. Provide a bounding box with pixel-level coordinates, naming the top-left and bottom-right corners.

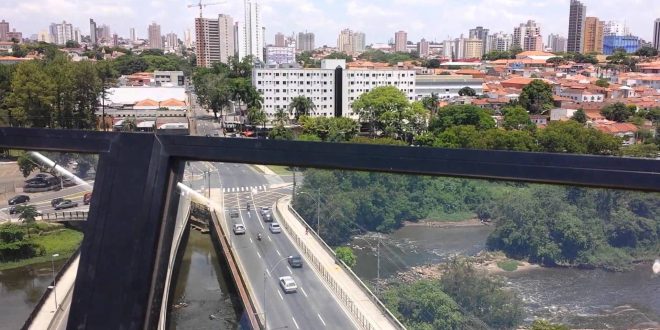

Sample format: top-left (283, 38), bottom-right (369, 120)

top-left (1, 0), bottom-right (657, 46)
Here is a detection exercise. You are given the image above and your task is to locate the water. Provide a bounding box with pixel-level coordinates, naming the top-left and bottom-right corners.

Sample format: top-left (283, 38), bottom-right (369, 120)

top-left (352, 225), bottom-right (660, 329)
top-left (0, 259), bottom-right (67, 330)
top-left (168, 230), bottom-right (242, 329)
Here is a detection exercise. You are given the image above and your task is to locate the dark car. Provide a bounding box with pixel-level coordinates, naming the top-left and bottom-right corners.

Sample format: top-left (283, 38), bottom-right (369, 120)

top-left (25, 177), bottom-right (46, 184)
top-left (51, 197), bottom-right (65, 207)
top-left (54, 200), bottom-right (78, 210)
top-left (229, 209), bottom-right (240, 219)
top-left (260, 207), bottom-right (273, 222)
top-left (8, 195), bottom-right (30, 205)
top-left (35, 173), bottom-right (49, 179)
top-left (62, 177), bottom-right (76, 187)
top-left (8, 206), bottom-right (17, 214)
top-left (288, 255), bottom-right (303, 268)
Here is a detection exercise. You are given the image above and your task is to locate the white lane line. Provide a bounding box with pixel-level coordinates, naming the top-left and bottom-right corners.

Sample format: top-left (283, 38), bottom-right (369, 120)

top-left (249, 237), bottom-right (253, 243)
top-left (318, 313), bottom-right (326, 326)
top-left (278, 291), bottom-right (284, 301)
top-left (256, 252), bottom-right (262, 259)
top-left (267, 235), bottom-right (272, 242)
top-left (300, 287), bottom-right (308, 297)
top-left (291, 316), bottom-right (300, 329)
top-left (275, 249), bottom-right (282, 257)
top-left (266, 269), bottom-right (271, 277)
top-left (259, 220), bottom-right (265, 230)
top-left (287, 266), bottom-right (293, 275)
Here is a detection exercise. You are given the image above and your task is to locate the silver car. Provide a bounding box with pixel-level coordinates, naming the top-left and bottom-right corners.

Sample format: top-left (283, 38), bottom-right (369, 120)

top-left (269, 223), bottom-right (281, 234)
top-left (233, 223), bottom-right (246, 235)
top-left (279, 276), bottom-right (297, 293)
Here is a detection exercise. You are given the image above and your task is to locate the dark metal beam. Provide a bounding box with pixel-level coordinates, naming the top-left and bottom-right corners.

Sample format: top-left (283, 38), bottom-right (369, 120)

top-left (0, 127), bottom-right (116, 153)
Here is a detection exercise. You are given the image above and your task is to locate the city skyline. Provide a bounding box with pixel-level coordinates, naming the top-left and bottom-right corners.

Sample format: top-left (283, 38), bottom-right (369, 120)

top-left (0, 0), bottom-right (657, 47)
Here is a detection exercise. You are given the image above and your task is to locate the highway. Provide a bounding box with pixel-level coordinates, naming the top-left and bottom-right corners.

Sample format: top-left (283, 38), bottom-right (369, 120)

top-left (0, 182), bottom-right (92, 223)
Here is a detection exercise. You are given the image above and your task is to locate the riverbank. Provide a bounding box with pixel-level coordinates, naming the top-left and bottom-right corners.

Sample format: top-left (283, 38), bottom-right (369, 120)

top-left (0, 224), bottom-right (83, 271)
top-left (403, 218), bottom-right (489, 228)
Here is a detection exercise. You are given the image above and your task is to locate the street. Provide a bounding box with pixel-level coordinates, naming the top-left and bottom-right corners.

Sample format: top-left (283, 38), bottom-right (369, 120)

top-left (0, 183), bottom-right (92, 223)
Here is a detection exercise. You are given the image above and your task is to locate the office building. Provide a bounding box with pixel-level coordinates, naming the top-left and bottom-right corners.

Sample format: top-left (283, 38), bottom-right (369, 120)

top-left (148, 23), bottom-right (162, 49)
top-left (547, 34), bottom-right (567, 52)
top-left (297, 32), bottom-right (315, 52)
top-left (0, 20), bottom-right (9, 41)
top-left (184, 29), bottom-right (193, 48)
top-left (418, 38), bottom-right (430, 58)
top-left (464, 38), bottom-right (483, 59)
top-left (112, 33), bottom-right (118, 47)
top-left (442, 39), bottom-right (454, 58)
top-left (98, 24), bottom-right (111, 42)
top-left (265, 46), bottom-right (295, 66)
top-left (195, 14), bottom-right (235, 67)
top-left (469, 26), bottom-right (489, 54)
top-left (252, 59), bottom-right (415, 119)
top-left (89, 19), bottom-right (97, 45)
top-left (130, 28), bottom-right (136, 42)
top-left (353, 31), bottom-right (366, 53)
top-left (488, 32), bottom-right (512, 52)
top-left (394, 31), bottom-right (407, 52)
top-left (567, 0), bottom-right (586, 53)
top-left (274, 32), bottom-right (285, 47)
top-left (583, 17), bottom-right (604, 54)
top-left (337, 28), bottom-right (355, 54)
top-left (514, 20), bottom-right (543, 51)
top-left (166, 33), bottom-right (178, 51)
top-left (603, 35), bottom-right (640, 55)
top-left (654, 19), bottom-right (660, 51)
top-left (243, 0), bottom-right (264, 62)
top-left (604, 21), bottom-right (629, 36)
top-left (50, 21), bottom-right (74, 45)
top-left (453, 35), bottom-right (467, 59)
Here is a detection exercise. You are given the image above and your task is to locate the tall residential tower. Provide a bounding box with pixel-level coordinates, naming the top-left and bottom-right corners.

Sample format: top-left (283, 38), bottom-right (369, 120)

top-left (567, 0), bottom-right (586, 53)
top-left (242, 0), bottom-right (264, 62)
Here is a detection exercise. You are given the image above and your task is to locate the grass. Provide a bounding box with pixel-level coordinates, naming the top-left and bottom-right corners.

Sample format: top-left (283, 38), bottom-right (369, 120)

top-left (0, 224), bottom-right (83, 271)
top-left (425, 210), bottom-right (476, 222)
top-left (497, 260), bottom-right (521, 272)
top-left (267, 165), bottom-right (294, 176)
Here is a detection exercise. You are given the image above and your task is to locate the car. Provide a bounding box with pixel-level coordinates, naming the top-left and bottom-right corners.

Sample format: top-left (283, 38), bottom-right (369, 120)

top-left (8, 206), bottom-right (17, 215)
top-left (259, 207), bottom-right (270, 216)
top-left (229, 209), bottom-right (240, 219)
top-left (269, 223), bottom-right (281, 234)
top-left (260, 207), bottom-right (273, 222)
top-left (278, 276), bottom-right (297, 293)
top-left (54, 200), bottom-right (78, 210)
top-left (83, 192), bottom-right (92, 205)
top-left (25, 177), bottom-right (47, 184)
top-left (62, 177), bottom-right (76, 187)
top-left (8, 195), bottom-right (30, 205)
top-left (233, 223), bottom-right (246, 235)
top-left (51, 197), bottom-right (65, 207)
top-left (288, 255), bottom-right (303, 268)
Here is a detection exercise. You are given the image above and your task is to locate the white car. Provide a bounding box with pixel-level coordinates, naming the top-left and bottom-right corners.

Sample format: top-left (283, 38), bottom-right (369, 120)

top-left (279, 276), bottom-right (297, 293)
top-left (233, 223), bottom-right (246, 235)
top-left (269, 223), bottom-right (281, 234)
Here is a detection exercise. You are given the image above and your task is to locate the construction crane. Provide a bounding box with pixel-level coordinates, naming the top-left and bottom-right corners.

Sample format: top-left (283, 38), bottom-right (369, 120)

top-left (188, 0), bottom-right (226, 19)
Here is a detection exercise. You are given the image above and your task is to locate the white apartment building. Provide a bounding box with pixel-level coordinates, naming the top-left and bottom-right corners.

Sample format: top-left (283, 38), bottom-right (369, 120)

top-left (265, 46), bottom-right (296, 66)
top-left (243, 0), bottom-right (264, 62)
top-left (252, 59), bottom-right (415, 120)
top-left (415, 75), bottom-right (484, 99)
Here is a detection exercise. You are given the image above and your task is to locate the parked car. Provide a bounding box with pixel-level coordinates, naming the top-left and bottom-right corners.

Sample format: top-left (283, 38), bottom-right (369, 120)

top-left (62, 177), bottom-right (76, 187)
top-left (233, 223), bottom-right (246, 235)
top-left (83, 192), bottom-right (92, 205)
top-left (8, 195), bottom-right (30, 205)
top-left (288, 255), bottom-right (303, 268)
top-left (54, 200), bottom-right (78, 210)
top-left (229, 209), bottom-right (240, 219)
top-left (35, 173), bottom-right (49, 179)
top-left (279, 276), bottom-right (298, 293)
top-left (269, 223), bottom-right (281, 234)
top-left (51, 197), bottom-right (65, 207)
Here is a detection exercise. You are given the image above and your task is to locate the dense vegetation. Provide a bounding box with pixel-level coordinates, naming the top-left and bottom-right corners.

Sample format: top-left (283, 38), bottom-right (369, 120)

top-left (0, 223), bottom-right (83, 270)
top-left (383, 259), bottom-right (524, 329)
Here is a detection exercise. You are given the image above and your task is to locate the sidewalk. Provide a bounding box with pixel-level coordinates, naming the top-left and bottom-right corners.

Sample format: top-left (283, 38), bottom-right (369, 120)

top-left (275, 196), bottom-right (402, 330)
top-left (29, 255), bottom-right (80, 330)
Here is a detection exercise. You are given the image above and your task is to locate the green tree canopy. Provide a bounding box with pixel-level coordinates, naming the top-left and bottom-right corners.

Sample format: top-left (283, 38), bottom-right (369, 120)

top-left (502, 105), bottom-right (535, 131)
top-left (634, 46), bottom-right (658, 57)
top-left (430, 105), bottom-right (495, 133)
top-left (334, 246), bottom-right (357, 267)
top-left (458, 86), bottom-right (477, 97)
top-left (537, 121), bottom-right (621, 155)
top-left (601, 102), bottom-right (633, 122)
top-left (519, 79), bottom-right (554, 114)
top-left (289, 95), bottom-right (316, 121)
top-left (299, 116), bottom-right (359, 142)
top-left (572, 108), bottom-right (587, 124)
top-left (352, 86), bottom-right (411, 137)
top-left (595, 78), bottom-right (610, 88)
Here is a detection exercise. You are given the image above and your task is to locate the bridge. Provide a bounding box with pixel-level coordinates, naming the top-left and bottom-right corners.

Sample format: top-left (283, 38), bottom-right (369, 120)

top-left (1, 127), bottom-right (657, 330)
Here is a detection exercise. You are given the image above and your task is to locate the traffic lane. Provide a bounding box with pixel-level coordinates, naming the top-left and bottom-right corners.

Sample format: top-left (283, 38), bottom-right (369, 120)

top-left (1, 183), bottom-right (91, 208)
top-left (215, 163), bottom-right (267, 189)
top-left (2, 194), bottom-right (89, 220)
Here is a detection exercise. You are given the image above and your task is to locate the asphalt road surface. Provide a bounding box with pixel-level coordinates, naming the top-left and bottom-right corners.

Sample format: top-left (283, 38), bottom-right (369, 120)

top-left (0, 182), bottom-right (92, 223)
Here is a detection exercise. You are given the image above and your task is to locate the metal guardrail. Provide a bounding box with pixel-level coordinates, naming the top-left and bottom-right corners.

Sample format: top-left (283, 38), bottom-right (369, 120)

top-left (275, 200), bottom-right (406, 330)
top-left (41, 211), bottom-right (88, 221)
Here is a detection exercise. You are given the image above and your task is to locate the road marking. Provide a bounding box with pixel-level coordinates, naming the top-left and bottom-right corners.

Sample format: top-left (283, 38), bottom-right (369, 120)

top-left (256, 252), bottom-right (262, 259)
top-left (318, 313), bottom-right (326, 326)
top-left (249, 237), bottom-right (253, 243)
top-left (266, 269), bottom-right (271, 277)
top-left (259, 221), bottom-right (265, 230)
top-left (300, 287), bottom-right (308, 297)
top-left (278, 291), bottom-right (284, 301)
top-left (275, 249), bottom-right (281, 257)
top-left (267, 235), bottom-right (271, 242)
top-left (291, 316), bottom-right (300, 329)
top-left (287, 266), bottom-right (293, 275)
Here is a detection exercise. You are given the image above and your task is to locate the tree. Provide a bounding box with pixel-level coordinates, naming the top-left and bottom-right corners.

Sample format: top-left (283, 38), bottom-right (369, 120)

top-left (634, 46), bottom-right (659, 57)
top-left (426, 58), bottom-right (441, 68)
top-left (458, 86), bottom-right (476, 97)
top-left (421, 93), bottom-right (440, 116)
top-left (289, 95), bottom-right (316, 121)
top-left (268, 125), bottom-right (293, 140)
top-left (537, 121), bottom-right (621, 155)
top-left (352, 86), bottom-right (410, 137)
top-left (502, 106), bottom-right (535, 131)
top-left (122, 118), bottom-right (137, 132)
top-left (429, 105), bottom-right (495, 132)
top-left (483, 50), bottom-right (513, 61)
top-left (519, 79), bottom-right (554, 114)
top-left (16, 205), bottom-right (39, 238)
top-left (6, 61), bottom-right (55, 128)
top-left (193, 69), bottom-right (231, 121)
top-left (325, 52), bottom-right (353, 62)
top-left (531, 320), bottom-right (570, 330)
top-left (572, 108), bottom-right (587, 124)
top-left (96, 61), bottom-right (117, 131)
top-left (247, 107), bottom-right (267, 128)
top-left (299, 116), bottom-right (359, 142)
top-left (334, 246), bottom-right (357, 267)
top-left (272, 108), bottom-right (289, 126)
top-left (595, 78), bottom-right (610, 88)
top-left (601, 102), bottom-right (634, 122)
top-left (64, 40), bottom-right (81, 48)
top-left (546, 57), bottom-right (567, 66)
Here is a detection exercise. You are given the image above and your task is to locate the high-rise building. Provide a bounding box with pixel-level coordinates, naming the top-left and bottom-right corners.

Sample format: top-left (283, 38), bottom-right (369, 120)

top-left (148, 22), bottom-right (162, 49)
top-left (547, 34), bottom-right (567, 52)
top-left (112, 34), bottom-right (118, 47)
top-left (166, 33), bottom-right (178, 51)
top-left (567, 0), bottom-right (586, 53)
top-left (0, 20), bottom-right (9, 41)
top-left (603, 35), bottom-right (640, 55)
top-left (583, 17), bottom-right (604, 54)
top-left (195, 14), bottom-right (235, 67)
top-left (514, 20), bottom-right (543, 51)
top-left (469, 26), bottom-right (489, 55)
top-left (184, 29), bottom-right (193, 48)
top-left (353, 31), bottom-right (366, 53)
top-left (464, 38), bottom-right (483, 59)
top-left (274, 32), bottom-right (285, 47)
top-left (130, 28), bottom-right (136, 41)
top-left (394, 31), bottom-right (407, 52)
top-left (338, 28), bottom-right (354, 54)
top-left (488, 32), bottom-right (512, 52)
top-left (604, 21), bottom-right (629, 36)
top-left (6, 30), bottom-right (22, 43)
top-left (418, 38), bottom-right (430, 58)
top-left (653, 19), bottom-right (660, 51)
top-left (73, 28), bottom-right (81, 44)
top-left (97, 24), bottom-right (111, 42)
top-left (243, 0), bottom-right (264, 62)
top-left (50, 21), bottom-right (74, 45)
top-left (89, 19), bottom-right (97, 45)
top-left (297, 32), bottom-right (315, 52)
top-left (442, 39), bottom-right (454, 58)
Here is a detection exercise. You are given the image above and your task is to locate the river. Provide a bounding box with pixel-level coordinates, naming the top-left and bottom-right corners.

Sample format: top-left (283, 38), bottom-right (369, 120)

top-left (351, 225), bottom-right (660, 329)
